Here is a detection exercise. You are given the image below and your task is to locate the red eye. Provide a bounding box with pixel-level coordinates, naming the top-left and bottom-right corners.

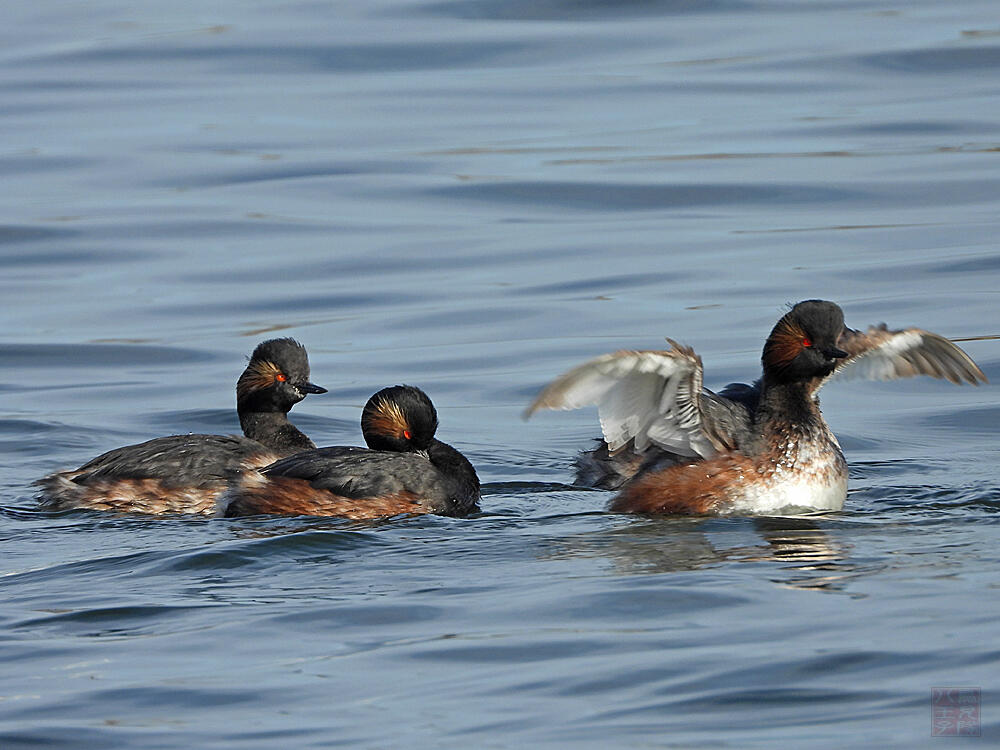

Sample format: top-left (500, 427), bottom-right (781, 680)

top-left (802, 336), bottom-right (812, 348)
top-left (275, 373), bottom-right (287, 382)
top-left (403, 430), bottom-right (412, 440)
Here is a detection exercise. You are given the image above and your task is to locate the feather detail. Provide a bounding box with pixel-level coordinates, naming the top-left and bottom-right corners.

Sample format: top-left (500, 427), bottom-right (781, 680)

top-left (525, 344), bottom-right (729, 459)
top-left (826, 325), bottom-right (986, 387)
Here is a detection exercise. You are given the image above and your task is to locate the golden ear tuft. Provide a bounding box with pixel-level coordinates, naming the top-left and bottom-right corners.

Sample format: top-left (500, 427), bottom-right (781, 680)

top-left (237, 359), bottom-right (284, 399)
top-left (367, 396), bottom-right (409, 438)
top-left (763, 318), bottom-right (808, 371)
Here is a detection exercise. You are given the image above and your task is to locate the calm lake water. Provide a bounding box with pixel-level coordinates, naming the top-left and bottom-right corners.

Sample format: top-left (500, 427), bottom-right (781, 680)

top-left (2, 0), bottom-right (998, 747)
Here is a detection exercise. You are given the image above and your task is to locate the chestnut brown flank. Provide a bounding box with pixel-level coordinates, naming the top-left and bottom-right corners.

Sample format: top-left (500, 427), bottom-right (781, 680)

top-left (227, 475), bottom-right (425, 519)
top-left (611, 454), bottom-right (760, 514)
top-left (40, 449), bottom-right (280, 515)
top-left (66, 479), bottom-right (221, 515)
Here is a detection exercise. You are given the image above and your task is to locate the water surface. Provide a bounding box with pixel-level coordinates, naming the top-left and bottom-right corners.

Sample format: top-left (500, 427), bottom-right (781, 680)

top-left (1, 0), bottom-right (998, 747)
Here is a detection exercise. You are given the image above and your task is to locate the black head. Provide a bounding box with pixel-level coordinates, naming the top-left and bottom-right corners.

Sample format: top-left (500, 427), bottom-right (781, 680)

top-left (236, 338), bottom-right (327, 413)
top-left (761, 300), bottom-right (849, 384)
top-left (361, 385), bottom-right (438, 452)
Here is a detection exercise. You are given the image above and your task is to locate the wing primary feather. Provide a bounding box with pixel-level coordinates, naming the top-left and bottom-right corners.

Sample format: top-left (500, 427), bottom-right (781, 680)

top-left (826, 325), bottom-right (986, 389)
top-left (525, 344), bottom-right (742, 460)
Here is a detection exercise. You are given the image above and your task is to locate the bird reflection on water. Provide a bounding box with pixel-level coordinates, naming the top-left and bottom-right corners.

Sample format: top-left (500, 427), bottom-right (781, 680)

top-left (540, 515), bottom-right (863, 592)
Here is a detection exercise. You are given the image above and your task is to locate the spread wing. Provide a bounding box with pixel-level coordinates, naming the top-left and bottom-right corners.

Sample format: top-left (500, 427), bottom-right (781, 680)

top-left (524, 342), bottom-right (746, 458)
top-left (825, 324), bottom-right (986, 388)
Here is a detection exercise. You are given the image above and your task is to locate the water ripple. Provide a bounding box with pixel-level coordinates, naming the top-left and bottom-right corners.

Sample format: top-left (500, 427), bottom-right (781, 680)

top-left (29, 41), bottom-right (536, 74)
top-left (0, 343), bottom-right (215, 368)
top-left (863, 45), bottom-right (1000, 74)
top-left (426, 181), bottom-right (863, 211)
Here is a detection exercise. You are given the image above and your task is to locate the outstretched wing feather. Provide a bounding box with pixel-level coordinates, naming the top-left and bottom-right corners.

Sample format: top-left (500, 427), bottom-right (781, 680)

top-left (828, 325), bottom-right (986, 387)
top-left (525, 346), bottom-right (737, 458)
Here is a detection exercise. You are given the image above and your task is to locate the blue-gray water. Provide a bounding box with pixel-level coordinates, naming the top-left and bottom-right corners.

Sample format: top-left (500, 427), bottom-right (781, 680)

top-left (2, 0), bottom-right (998, 747)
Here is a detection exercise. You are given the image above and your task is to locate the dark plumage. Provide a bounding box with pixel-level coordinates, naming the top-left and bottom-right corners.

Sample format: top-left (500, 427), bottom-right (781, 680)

top-left (222, 385), bottom-right (480, 519)
top-left (527, 300), bottom-right (986, 514)
top-left (36, 337), bottom-right (326, 514)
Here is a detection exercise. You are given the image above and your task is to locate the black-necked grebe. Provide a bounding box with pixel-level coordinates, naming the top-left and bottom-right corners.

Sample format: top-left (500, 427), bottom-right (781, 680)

top-left (526, 300), bottom-right (986, 514)
top-left (36, 338), bottom-right (326, 515)
top-left (221, 385), bottom-right (480, 519)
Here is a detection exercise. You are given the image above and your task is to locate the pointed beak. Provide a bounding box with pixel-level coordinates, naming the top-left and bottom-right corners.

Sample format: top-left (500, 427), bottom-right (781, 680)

top-left (824, 347), bottom-right (848, 360)
top-left (298, 382), bottom-right (328, 395)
